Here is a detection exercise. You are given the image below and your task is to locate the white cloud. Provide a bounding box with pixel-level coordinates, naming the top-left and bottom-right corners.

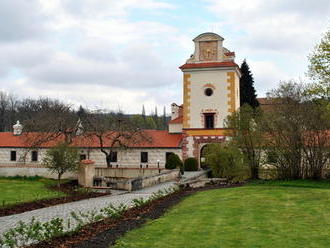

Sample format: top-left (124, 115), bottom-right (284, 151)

top-left (205, 0), bottom-right (329, 94)
top-left (0, 0), bottom-right (184, 112)
top-left (0, 0), bottom-right (49, 42)
top-left (205, 0), bottom-right (329, 53)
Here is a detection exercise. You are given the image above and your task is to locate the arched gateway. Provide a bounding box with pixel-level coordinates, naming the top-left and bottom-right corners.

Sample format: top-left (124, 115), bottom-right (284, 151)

top-left (168, 32), bottom-right (241, 167)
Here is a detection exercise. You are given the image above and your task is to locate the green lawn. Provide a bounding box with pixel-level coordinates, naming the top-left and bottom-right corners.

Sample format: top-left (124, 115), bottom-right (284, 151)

top-left (0, 177), bottom-right (66, 207)
top-left (113, 180), bottom-right (330, 248)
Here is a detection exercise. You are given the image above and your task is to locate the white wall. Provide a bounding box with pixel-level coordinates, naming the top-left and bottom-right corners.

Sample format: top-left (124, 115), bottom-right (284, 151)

top-left (188, 69), bottom-right (231, 129)
top-left (0, 148), bottom-right (182, 171)
top-left (169, 123), bottom-right (183, 133)
top-left (86, 148), bottom-right (182, 168)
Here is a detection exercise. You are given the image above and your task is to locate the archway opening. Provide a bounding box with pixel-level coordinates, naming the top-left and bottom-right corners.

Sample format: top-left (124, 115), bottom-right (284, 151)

top-left (200, 144), bottom-right (212, 170)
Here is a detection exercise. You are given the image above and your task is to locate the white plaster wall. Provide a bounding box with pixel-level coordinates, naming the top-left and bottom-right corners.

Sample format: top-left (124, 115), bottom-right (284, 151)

top-left (0, 147), bottom-right (182, 172)
top-left (0, 148), bottom-right (47, 165)
top-left (186, 136), bottom-right (194, 158)
top-left (86, 148), bottom-right (182, 168)
top-left (188, 69), bottom-right (232, 128)
top-left (169, 123), bottom-right (183, 133)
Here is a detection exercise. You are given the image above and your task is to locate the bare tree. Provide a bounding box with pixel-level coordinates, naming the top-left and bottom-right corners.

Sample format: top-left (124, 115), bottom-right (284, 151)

top-left (83, 111), bottom-right (151, 167)
top-left (262, 82), bottom-right (306, 179)
top-left (263, 81), bottom-right (330, 179)
top-left (0, 91), bottom-right (10, 132)
top-left (18, 97), bottom-right (79, 147)
top-left (300, 101), bottom-right (330, 179)
top-left (0, 91), bottom-right (18, 132)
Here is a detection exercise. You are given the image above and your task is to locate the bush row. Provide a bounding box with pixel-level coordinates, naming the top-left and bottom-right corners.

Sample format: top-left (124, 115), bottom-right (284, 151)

top-left (165, 154), bottom-right (199, 171)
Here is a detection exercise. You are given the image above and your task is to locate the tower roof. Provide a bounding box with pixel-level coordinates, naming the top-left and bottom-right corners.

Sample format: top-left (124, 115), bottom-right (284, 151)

top-left (193, 32), bottom-right (224, 42)
top-left (179, 61), bottom-right (238, 70)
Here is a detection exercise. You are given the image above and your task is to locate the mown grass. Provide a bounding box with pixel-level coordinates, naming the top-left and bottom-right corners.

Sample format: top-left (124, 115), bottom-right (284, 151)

top-left (0, 176), bottom-right (66, 207)
top-left (113, 180), bottom-right (330, 248)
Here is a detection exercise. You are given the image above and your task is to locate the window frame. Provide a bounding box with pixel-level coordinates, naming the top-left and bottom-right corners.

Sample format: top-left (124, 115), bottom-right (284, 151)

top-left (140, 152), bottom-right (148, 163)
top-left (31, 150), bottom-right (38, 162)
top-left (110, 151), bottom-right (117, 163)
top-left (204, 113), bottom-right (215, 129)
top-left (10, 151), bottom-right (17, 161)
top-left (204, 88), bottom-right (214, 96)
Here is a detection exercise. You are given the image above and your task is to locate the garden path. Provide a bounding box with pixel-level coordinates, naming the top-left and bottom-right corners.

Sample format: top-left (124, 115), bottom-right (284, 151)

top-left (0, 181), bottom-right (176, 235)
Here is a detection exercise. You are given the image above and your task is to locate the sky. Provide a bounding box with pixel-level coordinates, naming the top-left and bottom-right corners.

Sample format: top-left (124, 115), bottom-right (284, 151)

top-left (0, 0), bottom-right (329, 114)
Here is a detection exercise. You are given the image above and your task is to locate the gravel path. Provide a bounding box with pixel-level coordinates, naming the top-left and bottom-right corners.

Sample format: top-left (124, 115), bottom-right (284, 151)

top-left (0, 182), bottom-right (177, 235)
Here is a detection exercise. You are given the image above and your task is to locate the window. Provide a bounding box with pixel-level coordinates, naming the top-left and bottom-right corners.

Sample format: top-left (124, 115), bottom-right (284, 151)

top-left (10, 151), bottom-right (16, 161)
top-left (31, 151), bottom-right (38, 162)
top-left (141, 152), bottom-right (148, 163)
top-left (204, 88), bottom-right (213, 96)
top-left (110, 151), bottom-right (117, 162)
top-left (204, 113), bottom-right (215, 129)
top-left (80, 154), bottom-right (87, 161)
top-left (166, 152), bottom-right (174, 163)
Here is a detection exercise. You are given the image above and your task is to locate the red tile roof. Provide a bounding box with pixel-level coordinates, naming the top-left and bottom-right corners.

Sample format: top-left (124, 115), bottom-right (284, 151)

top-left (179, 61), bottom-right (239, 70)
top-left (169, 116), bottom-right (183, 124)
top-left (0, 130), bottom-right (183, 148)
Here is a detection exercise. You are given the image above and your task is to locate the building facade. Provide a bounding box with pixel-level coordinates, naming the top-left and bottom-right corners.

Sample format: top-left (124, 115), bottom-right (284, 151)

top-left (169, 32), bottom-right (240, 163)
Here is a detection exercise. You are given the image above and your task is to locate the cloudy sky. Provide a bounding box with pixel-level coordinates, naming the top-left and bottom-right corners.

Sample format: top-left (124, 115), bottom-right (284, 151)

top-left (0, 0), bottom-right (329, 114)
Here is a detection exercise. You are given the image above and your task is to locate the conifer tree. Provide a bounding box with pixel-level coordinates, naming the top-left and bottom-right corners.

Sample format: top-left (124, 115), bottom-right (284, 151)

top-left (163, 106), bottom-right (167, 129)
top-left (239, 60), bottom-right (259, 108)
top-left (142, 105), bottom-right (146, 119)
top-left (154, 106), bottom-right (158, 117)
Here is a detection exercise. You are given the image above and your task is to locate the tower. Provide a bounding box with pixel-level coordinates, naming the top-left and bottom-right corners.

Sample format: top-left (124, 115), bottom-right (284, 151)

top-left (178, 32), bottom-right (241, 162)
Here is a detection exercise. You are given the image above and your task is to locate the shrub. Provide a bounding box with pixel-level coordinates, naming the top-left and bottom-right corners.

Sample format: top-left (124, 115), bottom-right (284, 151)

top-left (184, 157), bottom-right (198, 171)
top-left (165, 154), bottom-right (183, 169)
top-left (266, 149), bottom-right (279, 164)
top-left (205, 144), bottom-right (249, 183)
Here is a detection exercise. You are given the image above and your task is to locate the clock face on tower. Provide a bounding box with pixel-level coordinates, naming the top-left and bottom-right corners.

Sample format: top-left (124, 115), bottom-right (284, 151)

top-left (199, 41), bottom-right (218, 61)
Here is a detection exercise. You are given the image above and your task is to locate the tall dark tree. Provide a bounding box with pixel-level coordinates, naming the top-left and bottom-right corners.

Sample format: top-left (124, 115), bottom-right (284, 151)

top-left (163, 106), bottom-right (167, 129)
top-left (77, 105), bottom-right (86, 118)
top-left (142, 105), bottom-right (146, 120)
top-left (239, 60), bottom-right (259, 108)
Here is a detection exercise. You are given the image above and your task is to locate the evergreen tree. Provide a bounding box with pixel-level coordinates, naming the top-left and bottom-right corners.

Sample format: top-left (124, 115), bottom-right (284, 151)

top-left (142, 105), bottom-right (146, 120)
top-left (239, 60), bottom-right (259, 108)
top-left (77, 105), bottom-right (86, 118)
top-left (163, 106), bottom-right (167, 129)
top-left (154, 106), bottom-right (158, 117)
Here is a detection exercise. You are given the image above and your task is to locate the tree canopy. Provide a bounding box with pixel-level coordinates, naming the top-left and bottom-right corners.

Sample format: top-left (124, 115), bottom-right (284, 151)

top-left (308, 29), bottom-right (330, 98)
top-left (43, 142), bottom-right (80, 187)
top-left (239, 60), bottom-right (259, 108)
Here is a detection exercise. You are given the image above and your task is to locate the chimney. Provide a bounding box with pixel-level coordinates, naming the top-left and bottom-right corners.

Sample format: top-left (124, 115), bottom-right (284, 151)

top-left (171, 103), bottom-right (179, 120)
top-left (13, 121), bottom-right (23, 136)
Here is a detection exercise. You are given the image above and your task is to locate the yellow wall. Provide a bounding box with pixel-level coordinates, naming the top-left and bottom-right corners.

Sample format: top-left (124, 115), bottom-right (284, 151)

top-left (183, 73), bottom-right (191, 128)
top-left (184, 129), bottom-right (232, 136)
top-left (227, 71), bottom-right (236, 113)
